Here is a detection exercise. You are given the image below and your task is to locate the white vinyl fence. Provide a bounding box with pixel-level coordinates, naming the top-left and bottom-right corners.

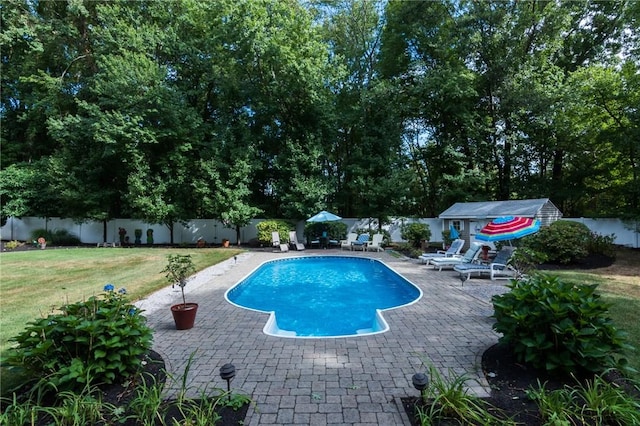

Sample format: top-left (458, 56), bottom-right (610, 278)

top-left (1, 216), bottom-right (638, 248)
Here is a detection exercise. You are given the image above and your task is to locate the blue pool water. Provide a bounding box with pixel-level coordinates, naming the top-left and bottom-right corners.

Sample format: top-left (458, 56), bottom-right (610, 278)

top-left (225, 256), bottom-right (422, 338)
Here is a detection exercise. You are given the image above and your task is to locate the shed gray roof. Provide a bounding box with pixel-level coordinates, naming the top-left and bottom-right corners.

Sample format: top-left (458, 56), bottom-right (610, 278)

top-left (439, 198), bottom-right (558, 219)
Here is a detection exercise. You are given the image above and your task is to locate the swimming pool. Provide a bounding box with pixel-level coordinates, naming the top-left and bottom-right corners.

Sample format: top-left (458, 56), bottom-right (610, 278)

top-left (225, 256), bottom-right (422, 338)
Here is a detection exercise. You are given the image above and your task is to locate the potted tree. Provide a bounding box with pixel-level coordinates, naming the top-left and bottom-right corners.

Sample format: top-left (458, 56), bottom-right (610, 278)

top-left (162, 254), bottom-right (198, 330)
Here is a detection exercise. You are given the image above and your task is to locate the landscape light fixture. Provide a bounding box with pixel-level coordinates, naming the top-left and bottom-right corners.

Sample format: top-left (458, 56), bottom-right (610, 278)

top-left (219, 363), bottom-right (236, 401)
top-left (459, 273), bottom-right (468, 287)
top-left (412, 372), bottom-right (429, 404)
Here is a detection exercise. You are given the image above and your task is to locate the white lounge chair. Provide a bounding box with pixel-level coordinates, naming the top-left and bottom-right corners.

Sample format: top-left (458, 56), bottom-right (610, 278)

top-left (429, 242), bottom-right (482, 271)
top-left (340, 233), bottom-right (357, 250)
top-left (453, 247), bottom-right (516, 281)
top-left (289, 231), bottom-right (305, 251)
top-left (366, 233), bottom-right (384, 252)
top-left (272, 231), bottom-right (289, 252)
top-left (419, 239), bottom-right (465, 263)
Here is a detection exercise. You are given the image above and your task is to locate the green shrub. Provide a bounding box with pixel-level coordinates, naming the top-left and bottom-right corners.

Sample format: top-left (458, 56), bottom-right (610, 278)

top-left (52, 229), bottom-right (81, 245)
top-left (255, 220), bottom-right (292, 246)
top-left (6, 285), bottom-right (153, 395)
top-left (441, 229), bottom-right (453, 248)
top-left (523, 220), bottom-right (591, 264)
top-left (492, 274), bottom-right (631, 374)
top-left (30, 228), bottom-right (53, 245)
top-left (586, 232), bottom-right (617, 258)
top-left (400, 222), bottom-right (431, 248)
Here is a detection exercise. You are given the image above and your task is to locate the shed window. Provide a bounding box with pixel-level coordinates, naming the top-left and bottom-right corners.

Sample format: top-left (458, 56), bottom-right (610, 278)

top-left (452, 220), bottom-right (462, 231)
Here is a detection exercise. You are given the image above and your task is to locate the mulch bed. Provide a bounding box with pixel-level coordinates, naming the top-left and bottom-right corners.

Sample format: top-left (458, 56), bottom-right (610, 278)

top-left (5, 350), bottom-right (249, 426)
top-left (401, 343), bottom-right (640, 426)
top-left (537, 253), bottom-right (615, 270)
top-left (401, 343), bottom-right (550, 425)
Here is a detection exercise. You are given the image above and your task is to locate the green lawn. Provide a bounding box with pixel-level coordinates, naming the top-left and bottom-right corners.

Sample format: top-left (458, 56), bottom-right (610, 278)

top-left (0, 247), bottom-right (242, 356)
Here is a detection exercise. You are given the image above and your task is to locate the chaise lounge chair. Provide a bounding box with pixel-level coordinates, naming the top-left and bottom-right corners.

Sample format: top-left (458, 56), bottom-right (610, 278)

top-left (453, 247), bottom-right (516, 281)
top-left (340, 233), bottom-right (358, 250)
top-left (429, 242), bottom-right (482, 271)
top-left (272, 231), bottom-right (289, 252)
top-left (419, 239), bottom-right (465, 263)
top-left (366, 233), bottom-right (384, 252)
top-left (289, 231), bottom-right (305, 251)
top-left (350, 234), bottom-right (370, 251)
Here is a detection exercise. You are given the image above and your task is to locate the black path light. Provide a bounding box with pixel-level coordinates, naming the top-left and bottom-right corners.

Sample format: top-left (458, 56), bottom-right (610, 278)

top-left (219, 363), bottom-right (236, 401)
top-left (459, 273), bottom-right (468, 287)
top-left (412, 372), bottom-right (429, 404)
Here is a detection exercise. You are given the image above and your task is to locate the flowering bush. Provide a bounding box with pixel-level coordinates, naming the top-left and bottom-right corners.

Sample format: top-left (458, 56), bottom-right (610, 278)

top-left (6, 285), bottom-right (153, 394)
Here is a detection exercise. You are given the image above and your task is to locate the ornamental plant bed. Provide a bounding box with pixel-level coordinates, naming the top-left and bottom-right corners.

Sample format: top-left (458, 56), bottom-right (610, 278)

top-left (2, 350), bottom-right (250, 426)
top-left (402, 343), bottom-right (640, 426)
top-left (102, 351), bottom-right (250, 426)
top-left (1, 283), bottom-right (250, 426)
top-left (401, 343), bottom-right (545, 425)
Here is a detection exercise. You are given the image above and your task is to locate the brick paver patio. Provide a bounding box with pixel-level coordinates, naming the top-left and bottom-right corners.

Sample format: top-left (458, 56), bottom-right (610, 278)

top-left (137, 249), bottom-right (506, 425)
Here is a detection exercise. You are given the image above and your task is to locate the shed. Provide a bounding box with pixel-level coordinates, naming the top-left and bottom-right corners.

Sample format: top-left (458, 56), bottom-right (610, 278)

top-left (439, 198), bottom-right (562, 248)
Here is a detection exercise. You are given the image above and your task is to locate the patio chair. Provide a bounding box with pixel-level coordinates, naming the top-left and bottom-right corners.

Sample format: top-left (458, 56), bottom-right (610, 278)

top-left (419, 239), bottom-right (465, 263)
top-left (366, 233), bottom-right (384, 252)
top-left (310, 231), bottom-right (335, 249)
top-left (288, 231), bottom-right (305, 251)
top-left (429, 242), bottom-right (482, 271)
top-left (272, 231), bottom-right (289, 252)
top-left (350, 234), bottom-right (370, 251)
top-left (340, 233), bottom-right (358, 250)
top-left (453, 247), bottom-right (516, 281)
